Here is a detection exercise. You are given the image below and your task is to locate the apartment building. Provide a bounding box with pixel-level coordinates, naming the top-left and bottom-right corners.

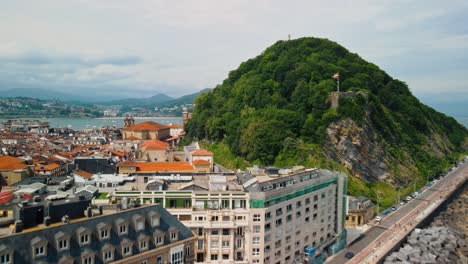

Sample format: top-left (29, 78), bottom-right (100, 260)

top-left (241, 167), bottom-right (347, 264)
top-left (0, 204), bottom-right (195, 264)
top-left (110, 166), bottom-right (347, 264)
top-left (112, 174), bottom-right (250, 264)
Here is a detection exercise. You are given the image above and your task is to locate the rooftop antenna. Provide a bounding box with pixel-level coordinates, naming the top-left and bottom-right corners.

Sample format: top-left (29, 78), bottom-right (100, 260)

top-left (288, 34), bottom-right (291, 41)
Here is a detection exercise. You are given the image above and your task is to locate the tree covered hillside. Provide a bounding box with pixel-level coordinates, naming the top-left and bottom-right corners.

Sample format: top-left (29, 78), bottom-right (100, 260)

top-left (185, 37), bottom-right (467, 201)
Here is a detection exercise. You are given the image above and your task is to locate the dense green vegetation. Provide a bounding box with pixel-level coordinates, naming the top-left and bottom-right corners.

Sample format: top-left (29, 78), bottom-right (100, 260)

top-left (185, 37), bottom-right (467, 207)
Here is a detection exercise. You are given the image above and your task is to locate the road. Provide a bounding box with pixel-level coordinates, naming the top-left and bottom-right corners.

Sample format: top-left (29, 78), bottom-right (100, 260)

top-left (326, 160), bottom-right (468, 264)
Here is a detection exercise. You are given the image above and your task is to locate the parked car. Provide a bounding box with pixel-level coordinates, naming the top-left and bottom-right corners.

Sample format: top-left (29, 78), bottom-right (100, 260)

top-left (391, 206), bottom-right (397, 211)
top-left (406, 196), bottom-right (412, 201)
top-left (375, 216), bottom-right (382, 222)
top-left (345, 252), bottom-right (355, 259)
top-left (400, 201), bottom-right (406, 206)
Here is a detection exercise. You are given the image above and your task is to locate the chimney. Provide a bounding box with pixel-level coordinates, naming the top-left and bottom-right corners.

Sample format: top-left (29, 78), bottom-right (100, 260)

top-left (14, 220), bottom-right (23, 233)
top-left (43, 216), bottom-right (51, 226)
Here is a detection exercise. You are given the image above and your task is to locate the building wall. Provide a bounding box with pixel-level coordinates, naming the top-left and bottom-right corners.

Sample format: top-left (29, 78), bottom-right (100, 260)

top-left (118, 166), bottom-right (137, 175)
top-left (0, 169), bottom-right (30, 186)
top-left (112, 239), bottom-right (195, 264)
top-left (112, 190), bottom-right (251, 264)
top-left (141, 149), bottom-right (167, 162)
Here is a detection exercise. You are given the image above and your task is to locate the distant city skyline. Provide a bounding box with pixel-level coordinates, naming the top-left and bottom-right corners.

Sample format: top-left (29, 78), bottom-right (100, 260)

top-left (1, 1), bottom-right (467, 114)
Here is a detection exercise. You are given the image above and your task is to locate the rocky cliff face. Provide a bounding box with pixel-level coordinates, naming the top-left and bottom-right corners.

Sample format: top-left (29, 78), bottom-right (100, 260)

top-left (324, 117), bottom-right (391, 182)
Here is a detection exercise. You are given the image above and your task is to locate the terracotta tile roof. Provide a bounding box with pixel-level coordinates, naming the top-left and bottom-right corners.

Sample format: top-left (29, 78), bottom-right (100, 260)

top-left (74, 170), bottom-right (93, 179)
top-left (0, 156), bottom-right (29, 170)
top-left (124, 136), bottom-right (141, 140)
top-left (110, 150), bottom-right (125, 157)
top-left (135, 162), bottom-right (194, 172)
top-left (192, 159), bottom-right (210, 165)
top-left (123, 121), bottom-right (169, 131)
top-left (191, 149), bottom-right (213, 156)
top-left (141, 140), bottom-right (168, 151)
top-left (117, 160), bottom-right (137, 167)
top-left (166, 124), bottom-right (183, 129)
top-left (34, 163), bottom-right (61, 171)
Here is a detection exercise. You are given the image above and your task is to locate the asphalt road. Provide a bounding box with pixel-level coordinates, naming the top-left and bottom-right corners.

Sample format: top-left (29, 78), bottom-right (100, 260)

top-left (326, 160), bottom-right (468, 264)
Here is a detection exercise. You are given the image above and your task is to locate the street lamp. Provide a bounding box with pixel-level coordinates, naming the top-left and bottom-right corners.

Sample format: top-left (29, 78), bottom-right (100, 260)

top-left (376, 192), bottom-right (382, 214)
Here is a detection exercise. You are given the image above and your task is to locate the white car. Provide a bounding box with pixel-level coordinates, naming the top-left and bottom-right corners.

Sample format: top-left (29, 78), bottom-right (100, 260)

top-left (375, 216), bottom-right (382, 222)
top-left (406, 196), bottom-right (412, 201)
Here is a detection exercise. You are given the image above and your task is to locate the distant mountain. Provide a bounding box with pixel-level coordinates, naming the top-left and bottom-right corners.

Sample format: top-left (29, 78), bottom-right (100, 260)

top-left (0, 88), bottom-right (92, 102)
top-left (101, 93), bottom-right (174, 106)
top-left (159, 88), bottom-right (211, 107)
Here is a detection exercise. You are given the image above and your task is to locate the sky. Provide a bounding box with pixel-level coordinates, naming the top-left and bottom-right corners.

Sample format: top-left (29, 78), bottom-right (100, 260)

top-left (0, 0), bottom-right (467, 113)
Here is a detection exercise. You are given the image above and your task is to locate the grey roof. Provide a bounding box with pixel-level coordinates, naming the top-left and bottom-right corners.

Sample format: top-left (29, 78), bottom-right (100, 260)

top-left (0, 204), bottom-right (193, 264)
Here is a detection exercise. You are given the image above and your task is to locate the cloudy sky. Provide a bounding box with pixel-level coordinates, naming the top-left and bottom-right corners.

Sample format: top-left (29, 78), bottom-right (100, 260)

top-left (1, 0), bottom-right (467, 111)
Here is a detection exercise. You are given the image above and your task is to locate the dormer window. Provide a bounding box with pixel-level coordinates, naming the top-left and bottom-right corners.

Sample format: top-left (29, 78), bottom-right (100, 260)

top-left (0, 245), bottom-right (13, 264)
top-left (169, 227), bottom-right (178, 242)
top-left (31, 237), bottom-right (48, 259)
top-left (55, 231), bottom-right (70, 252)
top-left (81, 250), bottom-right (95, 264)
top-left (115, 218), bottom-right (129, 236)
top-left (121, 239), bottom-right (133, 257)
top-left (101, 244), bottom-right (114, 263)
top-left (154, 231), bottom-right (164, 246)
top-left (132, 214), bottom-right (145, 232)
top-left (97, 222), bottom-right (111, 241)
top-left (138, 234), bottom-right (150, 252)
top-left (76, 227), bottom-right (91, 246)
top-left (148, 211), bottom-right (160, 227)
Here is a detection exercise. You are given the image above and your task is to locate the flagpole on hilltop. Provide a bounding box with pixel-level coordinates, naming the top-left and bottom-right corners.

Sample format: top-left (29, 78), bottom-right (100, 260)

top-left (337, 77), bottom-right (340, 92)
top-left (333, 72), bottom-right (340, 92)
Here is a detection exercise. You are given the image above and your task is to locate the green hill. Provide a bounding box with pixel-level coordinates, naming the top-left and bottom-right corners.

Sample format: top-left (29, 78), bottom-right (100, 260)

top-left (185, 37), bottom-right (467, 206)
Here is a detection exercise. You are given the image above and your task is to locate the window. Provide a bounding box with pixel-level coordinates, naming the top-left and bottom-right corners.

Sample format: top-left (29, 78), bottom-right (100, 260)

top-left (265, 212), bottom-right (271, 220)
top-left (141, 260), bottom-right (147, 264)
top-left (103, 251), bottom-right (113, 261)
top-left (296, 201), bottom-right (302, 208)
top-left (83, 256), bottom-right (93, 264)
top-left (156, 235), bottom-right (163, 246)
top-left (222, 229), bottom-right (230, 236)
top-left (305, 198), bottom-right (311, 204)
top-left (0, 254), bottom-right (11, 264)
top-left (170, 231), bottom-right (178, 241)
top-left (123, 246), bottom-right (131, 256)
top-left (276, 208), bottom-right (283, 216)
top-left (58, 239), bottom-right (68, 250)
top-left (140, 240), bottom-right (148, 250)
top-left (136, 221), bottom-right (144, 231)
top-left (252, 248), bottom-right (260, 256)
top-left (287, 214), bottom-right (292, 222)
top-left (286, 204), bottom-right (292, 212)
top-left (171, 250), bottom-right (184, 264)
top-left (236, 239), bottom-right (242, 249)
top-left (197, 240), bottom-right (204, 250)
top-left (222, 216), bottom-right (230, 221)
top-left (211, 229), bottom-right (219, 235)
top-left (211, 254), bottom-right (218, 260)
top-left (81, 234), bottom-right (89, 245)
top-left (100, 229), bottom-right (109, 240)
top-left (275, 219), bottom-right (282, 227)
top-left (253, 214), bottom-right (261, 222)
top-left (35, 246), bottom-right (45, 257)
top-left (157, 256), bottom-right (162, 264)
top-left (211, 216), bottom-right (219, 221)
top-left (253, 237), bottom-right (260, 244)
top-left (119, 225), bottom-right (127, 235)
top-left (185, 246), bottom-right (191, 257)
top-left (222, 254), bottom-right (229, 260)
top-left (253, 225), bottom-right (261, 233)
top-left (222, 241), bottom-right (230, 247)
